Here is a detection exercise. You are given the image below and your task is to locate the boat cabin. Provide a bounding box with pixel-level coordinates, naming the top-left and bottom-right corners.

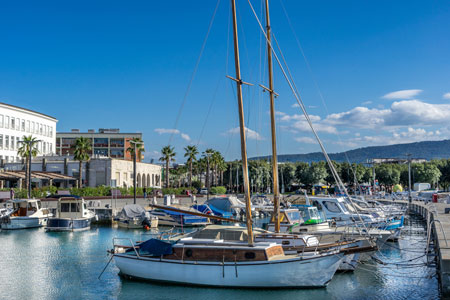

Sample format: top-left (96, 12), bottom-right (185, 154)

top-left (9, 199), bottom-right (43, 217)
top-left (294, 205), bottom-right (326, 225)
top-left (57, 197), bottom-right (89, 219)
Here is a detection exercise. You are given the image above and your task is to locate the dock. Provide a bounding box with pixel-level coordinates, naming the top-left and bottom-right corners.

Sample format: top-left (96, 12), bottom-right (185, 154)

top-left (380, 199), bottom-right (450, 297)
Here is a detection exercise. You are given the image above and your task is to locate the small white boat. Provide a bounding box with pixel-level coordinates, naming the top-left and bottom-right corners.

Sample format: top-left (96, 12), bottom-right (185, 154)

top-left (0, 199), bottom-right (52, 230)
top-left (116, 204), bottom-right (158, 229)
top-left (46, 197), bottom-right (96, 232)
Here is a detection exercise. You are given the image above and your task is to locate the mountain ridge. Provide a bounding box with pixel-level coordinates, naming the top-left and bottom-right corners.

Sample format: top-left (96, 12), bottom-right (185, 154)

top-left (250, 139), bottom-right (450, 163)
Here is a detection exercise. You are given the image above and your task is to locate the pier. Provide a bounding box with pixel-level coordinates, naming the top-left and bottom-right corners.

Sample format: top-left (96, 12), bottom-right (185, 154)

top-left (380, 199), bottom-right (450, 297)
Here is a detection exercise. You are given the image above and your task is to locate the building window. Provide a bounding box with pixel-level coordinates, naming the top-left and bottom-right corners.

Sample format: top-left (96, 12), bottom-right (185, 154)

top-left (0, 115), bottom-right (3, 128)
top-left (11, 136), bottom-right (15, 150)
top-left (31, 122), bottom-right (35, 133)
top-left (49, 127), bottom-right (53, 138)
top-left (16, 137), bottom-right (19, 150)
top-left (21, 119), bottom-right (25, 131)
top-left (26, 120), bottom-right (30, 132)
top-left (43, 142), bottom-right (46, 154)
top-left (110, 138), bottom-right (124, 147)
top-left (0, 135), bottom-right (3, 150)
top-left (94, 149), bottom-right (108, 156)
top-left (110, 149), bottom-right (124, 158)
top-left (10, 117), bottom-right (14, 129)
top-left (39, 124), bottom-right (43, 135)
top-left (94, 138), bottom-right (108, 147)
top-left (5, 136), bottom-right (9, 150)
top-left (15, 118), bottom-right (19, 130)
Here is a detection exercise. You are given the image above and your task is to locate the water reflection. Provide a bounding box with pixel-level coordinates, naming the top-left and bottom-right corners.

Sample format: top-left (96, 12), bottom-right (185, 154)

top-left (0, 216), bottom-right (439, 300)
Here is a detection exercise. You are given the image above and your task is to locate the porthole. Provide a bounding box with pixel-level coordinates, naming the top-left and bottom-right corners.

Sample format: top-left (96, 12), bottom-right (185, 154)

top-left (185, 249), bottom-right (193, 257)
top-left (244, 252), bottom-right (256, 259)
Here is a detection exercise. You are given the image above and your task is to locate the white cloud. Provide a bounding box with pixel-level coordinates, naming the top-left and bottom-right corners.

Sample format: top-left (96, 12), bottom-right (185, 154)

top-left (154, 128), bottom-right (191, 142)
top-left (226, 127), bottom-right (264, 140)
top-left (294, 137), bottom-right (316, 144)
top-left (324, 100), bottom-right (450, 129)
top-left (180, 133), bottom-right (191, 141)
top-left (382, 89), bottom-right (422, 100)
top-left (443, 92), bottom-right (450, 100)
top-left (362, 100), bottom-right (372, 105)
top-left (154, 128), bottom-right (180, 134)
top-left (291, 103), bottom-right (300, 108)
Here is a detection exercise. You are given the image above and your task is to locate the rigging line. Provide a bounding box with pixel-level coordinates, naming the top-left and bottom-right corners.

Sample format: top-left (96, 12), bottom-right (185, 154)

top-left (246, 0), bottom-right (371, 237)
top-left (279, 0), bottom-right (366, 192)
top-left (168, 0), bottom-right (221, 145)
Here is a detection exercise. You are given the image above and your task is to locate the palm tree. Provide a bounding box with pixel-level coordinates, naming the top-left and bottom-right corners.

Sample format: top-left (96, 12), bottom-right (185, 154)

top-left (160, 145), bottom-right (176, 188)
top-left (73, 137), bottom-right (92, 188)
top-left (17, 135), bottom-right (39, 191)
top-left (203, 148), bottom-right (214, 193)
top-left (184, 145), bottom-right (198, 189)
top-left (126, 137), bottom-right (145, 161)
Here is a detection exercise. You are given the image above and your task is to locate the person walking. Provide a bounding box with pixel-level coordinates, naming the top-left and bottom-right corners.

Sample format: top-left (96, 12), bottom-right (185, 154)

top-left (143, 187), bottom-right (147, 200)
top-left (10, 188), bottom-right (15, 200)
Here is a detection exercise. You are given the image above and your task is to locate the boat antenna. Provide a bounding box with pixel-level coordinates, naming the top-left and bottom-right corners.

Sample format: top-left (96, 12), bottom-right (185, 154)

top-left (262, 0), bottom-right (281, 233)
top-left (229, 0), bottom-right (254, 245)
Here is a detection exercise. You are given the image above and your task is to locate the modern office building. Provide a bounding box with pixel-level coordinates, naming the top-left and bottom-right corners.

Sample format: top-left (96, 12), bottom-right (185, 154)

top-left (56, 129), bottom-right (143, 161)
top-left (0, 102), bottom-right (57, 163)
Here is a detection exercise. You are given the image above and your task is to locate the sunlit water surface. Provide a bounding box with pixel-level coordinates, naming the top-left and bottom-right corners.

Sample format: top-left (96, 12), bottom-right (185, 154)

top-left (0, 215), bottom-right (439, 300)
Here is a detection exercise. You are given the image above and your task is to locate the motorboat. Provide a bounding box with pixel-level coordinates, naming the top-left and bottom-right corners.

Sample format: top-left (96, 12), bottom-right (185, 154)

top-left (46, 197), bottom-right (96, 232)
top-left (116, 204), bottom-right (158, 229)
top-left (0, 199), bottom-right (52, 230)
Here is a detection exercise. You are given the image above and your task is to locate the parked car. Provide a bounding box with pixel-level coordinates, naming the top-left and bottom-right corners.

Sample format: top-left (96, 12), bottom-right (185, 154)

top-left (199, 188), bottom-right (208, 195)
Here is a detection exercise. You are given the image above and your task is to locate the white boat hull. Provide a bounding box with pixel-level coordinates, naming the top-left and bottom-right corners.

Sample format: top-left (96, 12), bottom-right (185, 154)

top-left (114, 253), bottom-right (343, 288)
top-left (1, 216), bottom-right (48, 230)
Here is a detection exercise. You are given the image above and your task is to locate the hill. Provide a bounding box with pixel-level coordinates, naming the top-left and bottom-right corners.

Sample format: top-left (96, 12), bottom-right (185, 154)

top-left (251, 139), bottom-right (450, 163)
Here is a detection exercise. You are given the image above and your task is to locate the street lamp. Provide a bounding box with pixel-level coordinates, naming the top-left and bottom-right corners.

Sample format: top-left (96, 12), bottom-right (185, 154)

top-left (406, 153), bottom-right (412, 205)
top-left (129, 140), bottom-right (144, 204)
top-left (19, 139), bottom-right (42, 198)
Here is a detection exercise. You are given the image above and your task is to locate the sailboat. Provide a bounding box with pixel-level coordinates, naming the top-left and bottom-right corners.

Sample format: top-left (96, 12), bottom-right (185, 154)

top-left (111, 0), bottom-right (345, 288)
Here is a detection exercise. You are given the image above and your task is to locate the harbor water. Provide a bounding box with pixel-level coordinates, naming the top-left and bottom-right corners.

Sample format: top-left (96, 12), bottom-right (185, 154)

top-left (0, 215), bottom-right (440, 300)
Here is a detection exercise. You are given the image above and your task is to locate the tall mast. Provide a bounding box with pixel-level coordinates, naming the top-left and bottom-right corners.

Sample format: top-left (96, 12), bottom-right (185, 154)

top-left (230, 0), bottom-right (254, 245)
top-left (264, 0), bottom-right (280, 232)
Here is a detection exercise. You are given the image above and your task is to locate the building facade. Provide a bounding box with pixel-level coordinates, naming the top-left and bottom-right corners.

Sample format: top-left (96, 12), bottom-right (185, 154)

top-left (3, 156), bottom-right (162, 188)
top-left (0, 102), bottom-right (57, 163)
top-left (56, 129), bottom-right (142, 161)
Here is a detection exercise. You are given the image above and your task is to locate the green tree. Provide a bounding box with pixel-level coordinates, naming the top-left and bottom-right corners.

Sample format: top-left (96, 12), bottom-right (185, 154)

top-left (17, 135), bottom-right (39, 190)
top-left (375, 164), bottom-right (400, 190)
top-left (203, 148), bottom-right (215, 191)
top-left (295, 162), bottom-right (310, 186)
top-left (160, 145), bottom-right (176, 188)
top-left (73, 137), bottom-right (92, 188)
top-left (412, 163), bottom-right (441, 187)
top-left (184, 145), bottom-right (198, 189)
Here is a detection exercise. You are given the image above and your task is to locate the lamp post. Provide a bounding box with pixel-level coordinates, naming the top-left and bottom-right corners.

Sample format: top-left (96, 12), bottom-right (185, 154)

top-left (130, 140), bottom-right (144, 204)
top-left (407, 154), bottom-right (412, 205)
top-left (19, 139), bottom-right (42, 198)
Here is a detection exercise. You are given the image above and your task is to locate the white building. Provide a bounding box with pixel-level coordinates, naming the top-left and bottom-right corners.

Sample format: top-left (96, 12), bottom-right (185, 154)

top-left (3, 156), bottom-right (162, 188)
top-left (0, 102), bottom-right (57, 162)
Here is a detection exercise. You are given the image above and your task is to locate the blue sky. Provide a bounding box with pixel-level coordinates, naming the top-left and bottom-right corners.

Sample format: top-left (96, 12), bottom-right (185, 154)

top-left (1, 0), bottom-right (449, 163)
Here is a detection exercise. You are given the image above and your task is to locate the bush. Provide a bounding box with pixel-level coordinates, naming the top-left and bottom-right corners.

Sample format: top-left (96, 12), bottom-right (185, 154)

top-left (210, 186), bottom-right (226, 195)
top-left (191, 180), bottom-right (203, 190)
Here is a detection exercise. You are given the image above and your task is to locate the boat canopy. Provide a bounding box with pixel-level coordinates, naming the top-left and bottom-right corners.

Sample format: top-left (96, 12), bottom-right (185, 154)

top-left (205, 196), bottom-right (245, 212)
top-left (129, 238), bottom-right (173, 256)
top-left (118, 204), bottom-right (147, 219)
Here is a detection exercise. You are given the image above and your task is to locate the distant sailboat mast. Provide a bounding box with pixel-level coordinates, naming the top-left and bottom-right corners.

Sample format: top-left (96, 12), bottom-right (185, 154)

top-left (263, 0), bottom-right (281, 232)
top-left (229, 0), bottom-right (254, 245)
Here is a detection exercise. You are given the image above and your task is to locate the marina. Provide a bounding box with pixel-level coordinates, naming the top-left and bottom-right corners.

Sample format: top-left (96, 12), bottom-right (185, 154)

top-left (0, 209), bottom-right (440, 299)
top-left (1, 0), bottom-right (449, 299)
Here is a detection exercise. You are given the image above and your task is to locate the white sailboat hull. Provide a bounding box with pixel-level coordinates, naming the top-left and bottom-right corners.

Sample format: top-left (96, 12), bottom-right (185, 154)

top-left (114, 253), bottom-right (343, 288)
top-left (1, 216), bottom-right (48, 230)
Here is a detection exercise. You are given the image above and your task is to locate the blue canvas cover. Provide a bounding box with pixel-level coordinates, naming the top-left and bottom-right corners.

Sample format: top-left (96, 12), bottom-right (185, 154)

top-left (127, 238), bottom-right (173, 256)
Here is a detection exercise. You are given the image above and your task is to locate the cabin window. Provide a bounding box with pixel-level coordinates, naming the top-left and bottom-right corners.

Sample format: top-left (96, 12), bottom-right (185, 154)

top-left (287, 211), bottom-right (301, 222)
top-left (61, 203), bottom-right (70, 212)
top-left (244, 252), bottom-right (256, 259)
top-left (282, 241), bottom-right (290, 245)
top-left (71, 203), bottom-right (80, 212)
top-left (323, 201), bottom-right (341, 213)
top-left (312, 201), bottom-right (322, 211)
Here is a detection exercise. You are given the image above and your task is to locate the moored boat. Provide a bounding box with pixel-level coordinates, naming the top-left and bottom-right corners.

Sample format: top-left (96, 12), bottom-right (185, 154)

top-left (46, 197), bottom-right (96, 232)
top-left (116, 204), bottom-right (158, 229)
top-left (0, 199), bottom-right (52, 230)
